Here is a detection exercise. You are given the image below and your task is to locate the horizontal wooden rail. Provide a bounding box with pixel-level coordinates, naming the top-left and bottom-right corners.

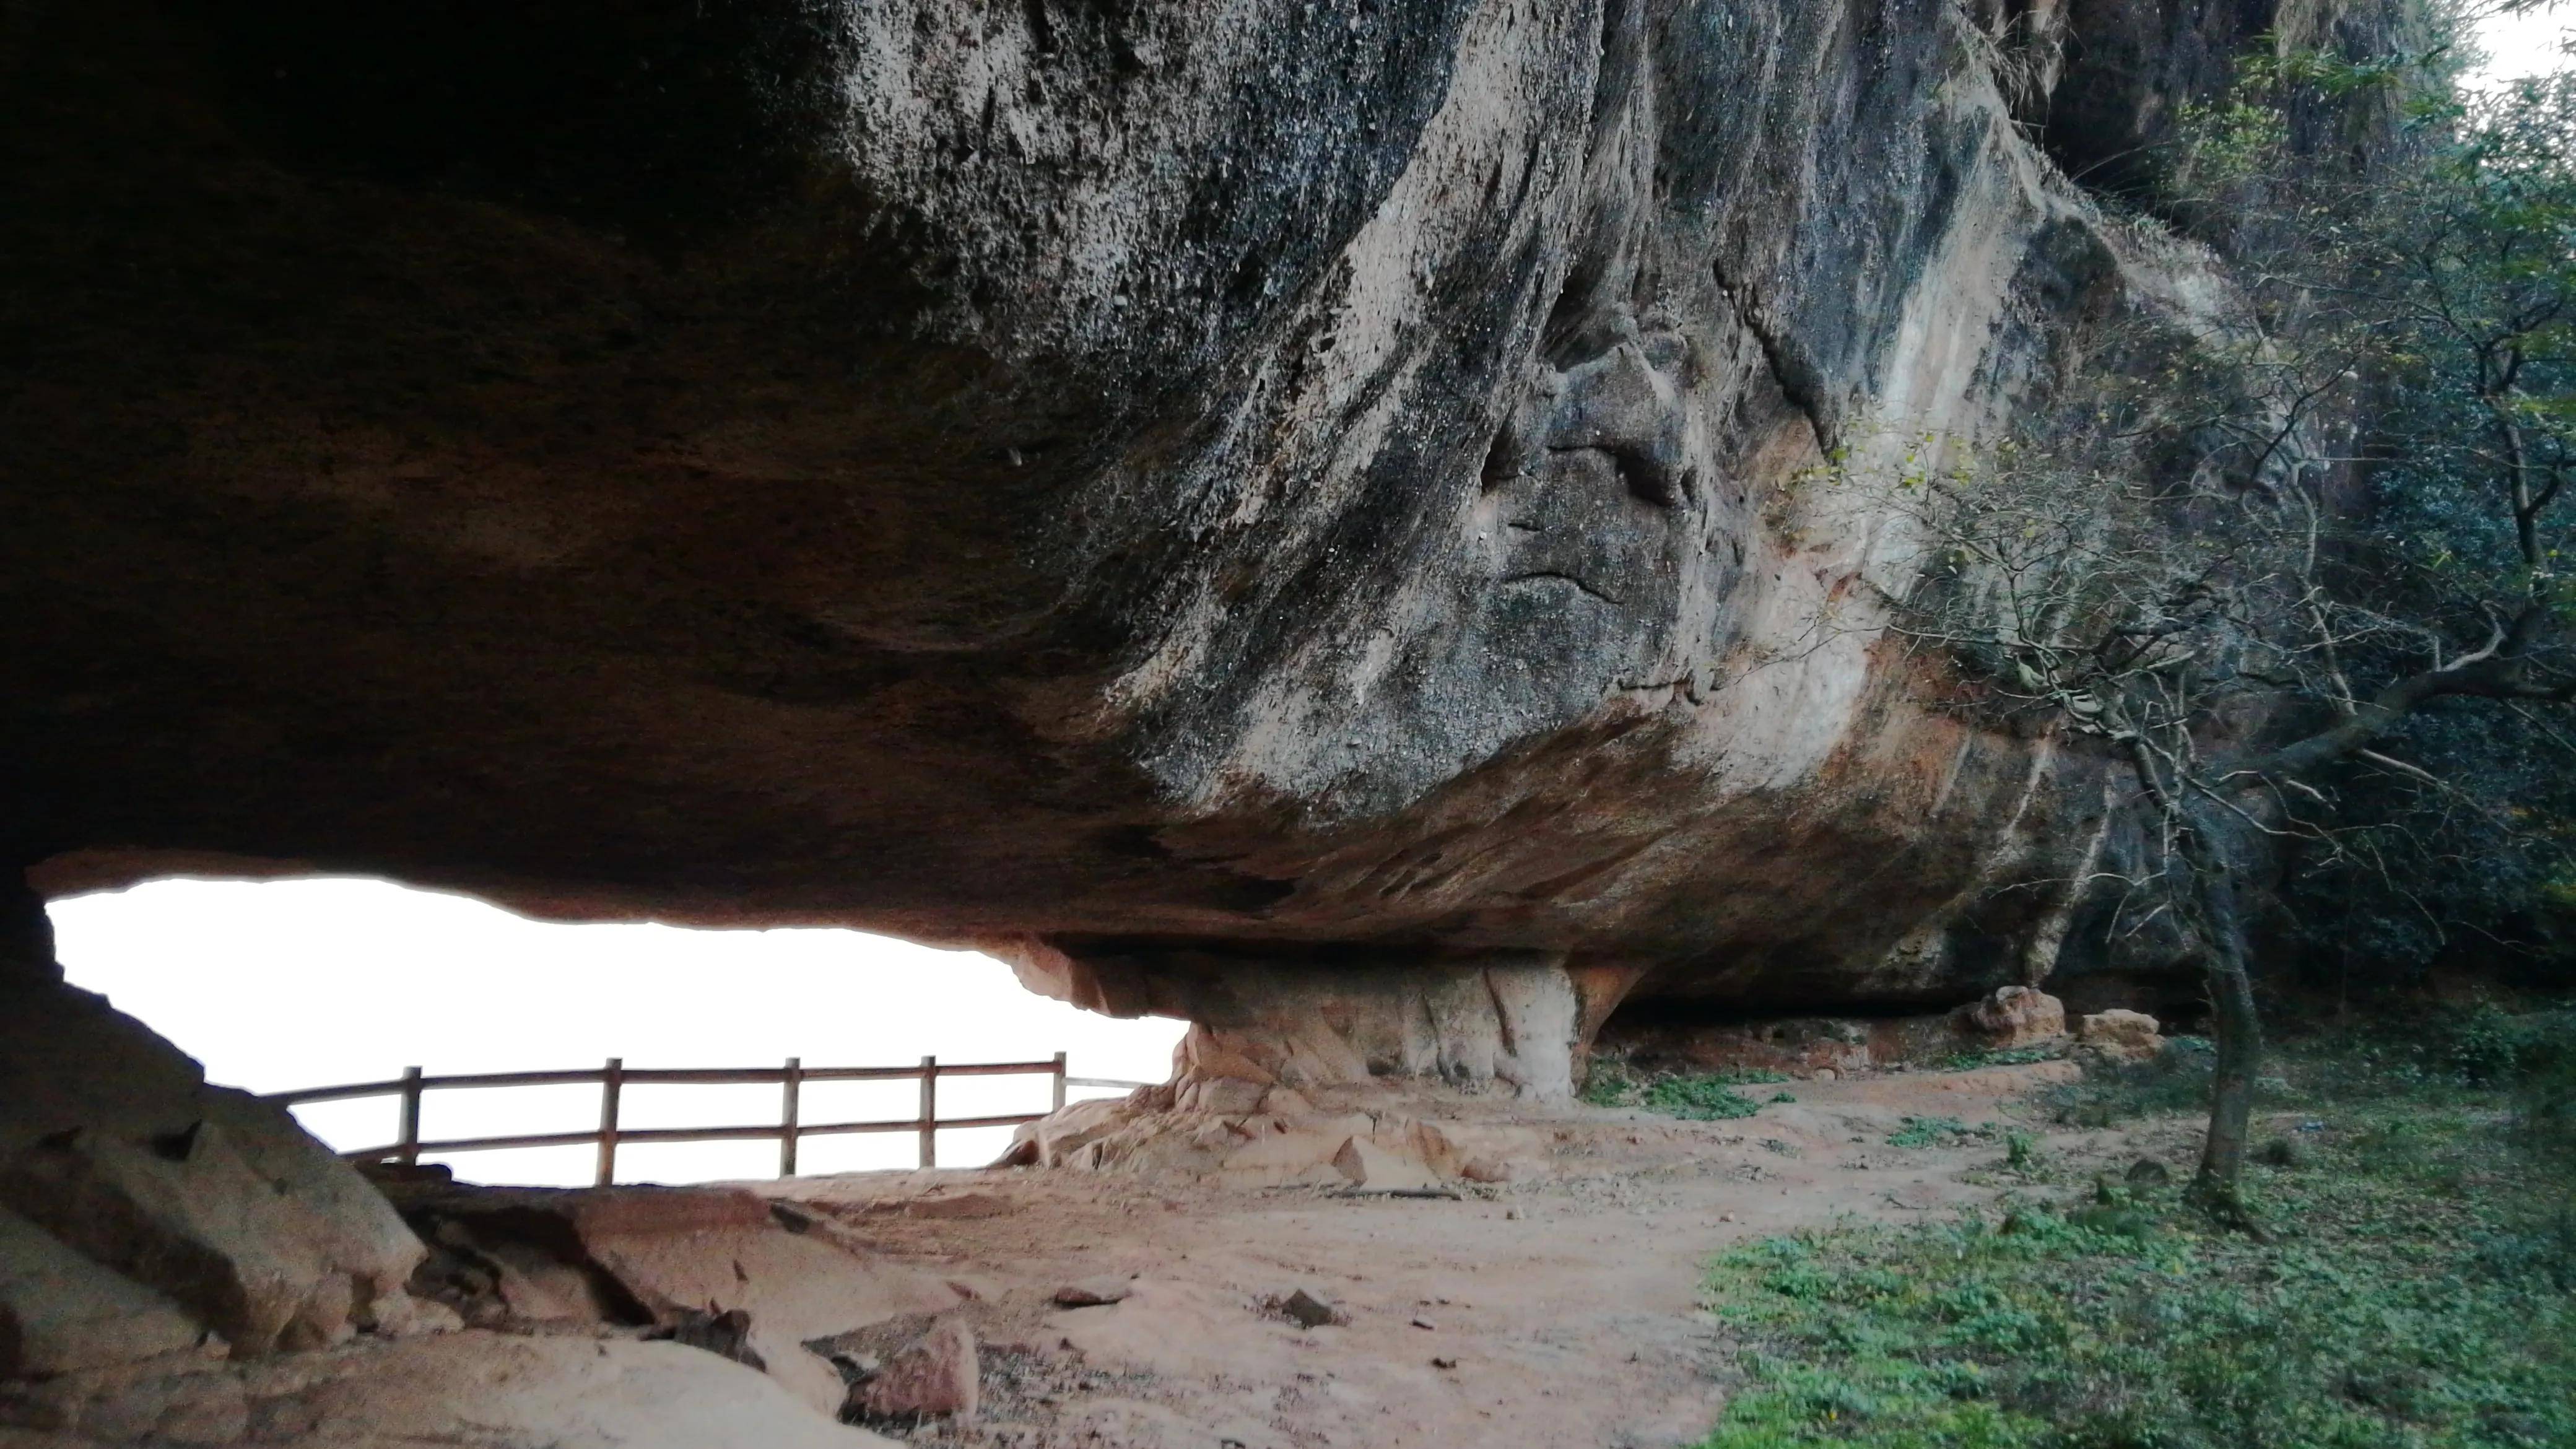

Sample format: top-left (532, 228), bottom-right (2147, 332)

top-left (266, 1054), bottom-right (1151, 1183)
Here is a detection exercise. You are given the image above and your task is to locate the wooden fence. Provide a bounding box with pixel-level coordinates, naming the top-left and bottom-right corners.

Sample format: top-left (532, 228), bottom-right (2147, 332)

top-left (264, 1056), bottom-right (1147, 1185)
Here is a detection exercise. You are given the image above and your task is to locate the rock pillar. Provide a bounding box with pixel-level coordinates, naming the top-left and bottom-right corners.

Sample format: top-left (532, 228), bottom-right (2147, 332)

top-left (1000, 941), bottom-right (1602, 1103)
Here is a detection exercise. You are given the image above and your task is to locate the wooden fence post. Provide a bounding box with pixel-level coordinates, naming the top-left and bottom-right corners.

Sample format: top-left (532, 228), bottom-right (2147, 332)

top-left (397, 1066), bottom-right (424, 1167)
top-left (595, 1057), bottom-right (623, 1188)
top-left (1051, 1051), bottom-right (1068, 1113)
top-left (918, 1055), bottom-right (937, 1168)
top-left (778, 1056), bottom-right (802, 1178)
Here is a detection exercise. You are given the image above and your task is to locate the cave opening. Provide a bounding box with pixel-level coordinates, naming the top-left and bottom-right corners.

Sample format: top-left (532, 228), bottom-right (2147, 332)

top-left (43, 877), bottom-right (1185, 1187)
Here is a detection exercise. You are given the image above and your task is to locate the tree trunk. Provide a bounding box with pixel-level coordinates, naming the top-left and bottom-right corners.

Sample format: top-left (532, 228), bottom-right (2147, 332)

top-left (2177, 807), bottom-right (2263, 1218)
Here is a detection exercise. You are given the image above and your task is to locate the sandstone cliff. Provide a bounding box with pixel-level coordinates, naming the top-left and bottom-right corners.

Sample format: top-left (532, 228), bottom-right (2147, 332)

top-left (2, 0), bottom-right (2350, 1092)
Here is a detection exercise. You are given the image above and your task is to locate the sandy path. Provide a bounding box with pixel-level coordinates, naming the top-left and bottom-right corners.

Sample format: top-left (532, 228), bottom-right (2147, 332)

top-left (758, 1063), bottom-right (2170, 1449)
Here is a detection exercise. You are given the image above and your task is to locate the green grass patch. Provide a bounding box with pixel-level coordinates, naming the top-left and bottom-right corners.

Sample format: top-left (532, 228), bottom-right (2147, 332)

top-left (1941, 1046), bottom-right (2061, 1071)
top-left (1582, 1056), bottom-right (1784, 1120)
top-left (1887, 1116), bottom-right (1995, 1149)
top-left (1645, 1076), bottom-right (1765, 1121)
top-left (1699, 1014), bottom-right (2576, 1449)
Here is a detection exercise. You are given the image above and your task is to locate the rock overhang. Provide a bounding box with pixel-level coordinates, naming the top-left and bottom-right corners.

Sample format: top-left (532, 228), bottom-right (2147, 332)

top-left (1, 0), bottom-right (2326, 1070)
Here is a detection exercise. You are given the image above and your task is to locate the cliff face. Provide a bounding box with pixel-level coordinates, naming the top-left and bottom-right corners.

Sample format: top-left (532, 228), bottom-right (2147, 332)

top-left (4, 0), bottom-right (2297, 1089)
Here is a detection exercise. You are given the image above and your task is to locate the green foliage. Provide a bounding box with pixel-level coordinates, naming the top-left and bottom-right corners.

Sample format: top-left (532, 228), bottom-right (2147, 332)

top-left (1886, 4), bottom-right (2576, 1006)
top-left (1581, 1056), bottom-right (1780, 1121)
top-left (1644, 1076), bottom-right (1765, 1121)
top-left (1941, 1046), bottom-right (2059, 1071)
top-left (1887, 1116), bottom-right (1993, 1149)
top-left (1697, 1087), bottom-right (2576, 1448)
top-left (1578, 1055), bottom-right (1645, 1108)
top-left (2185, 24), bottom-right (2576, 994)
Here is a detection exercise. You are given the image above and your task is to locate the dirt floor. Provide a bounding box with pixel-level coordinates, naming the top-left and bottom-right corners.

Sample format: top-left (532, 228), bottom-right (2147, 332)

top-left (746, 1061), bottom-right (2196, 1449)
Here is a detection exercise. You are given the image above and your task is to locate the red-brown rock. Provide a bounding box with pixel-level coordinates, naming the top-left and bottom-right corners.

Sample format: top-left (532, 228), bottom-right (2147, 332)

top-left (847, 1320), bottom-right (978, 1423)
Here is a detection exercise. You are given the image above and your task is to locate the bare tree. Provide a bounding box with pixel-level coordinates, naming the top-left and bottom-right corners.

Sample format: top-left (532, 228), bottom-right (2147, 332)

top-left (1856, 41), bottom-right (2576, 1214)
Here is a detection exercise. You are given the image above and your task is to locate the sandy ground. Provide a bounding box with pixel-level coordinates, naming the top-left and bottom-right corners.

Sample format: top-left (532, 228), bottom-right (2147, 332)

top-left (749, 1062), bottom-right (2192, 1449)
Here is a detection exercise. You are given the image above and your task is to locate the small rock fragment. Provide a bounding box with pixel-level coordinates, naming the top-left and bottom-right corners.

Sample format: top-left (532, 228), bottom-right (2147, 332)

top-left (848, 1320), bottom-right (978, 1423)
top-left (1051, 1276), bottom-right (1133, 1308)
top-left (656, 1306), bottom-right (764, 1370)
top-left (1273, 1288), bottom-right (1347, 1329)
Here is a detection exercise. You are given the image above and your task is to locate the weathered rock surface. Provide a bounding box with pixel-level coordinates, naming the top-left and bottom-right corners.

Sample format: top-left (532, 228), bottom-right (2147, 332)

top-left (1051, 1276), bottom-right (1134, 1309)
top-left (1271, 1289), bottom-right (1349, 1330)
top-left (2075, 1008), bottom-right (2166, 1064)
top-left (1596, 988), bottom-right (2073, 1077)
top-left (1954, 986), bottom-right (2068, 1051)
top-left (390, 1184), bottom-right (964, 1418)
top-left (1000, 1077), bottom-right (1550, 1193)
top-left (4, 1332), bottom-right (899, 1448)
top-left (846, 1320), bottom-right (978, 1424)
top-left (0, 0), bottom-right (2349, 1089)
top-left (1331, 1136), bottom-right (1440, 1193)
top-left (0, 980), bottom-right (423, 1360)
top-left (0, 1209), bottom-right (208, 1381)
top-left (0, 904), bottom-right (884, 1446)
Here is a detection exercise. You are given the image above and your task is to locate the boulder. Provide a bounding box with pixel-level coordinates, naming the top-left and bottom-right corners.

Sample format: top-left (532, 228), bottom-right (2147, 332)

top-left (2076, 1010), bottom-right (2165, 1064)
top-left (1000, 1095), bottom-right (1146, 1170)
top-left (394, 1184), bottom-right (963, 1418)
top-left (18, 1333), bottom-right (899, 1448)
top-left (0, 983), bottom-right (424, 1357)
top-left (0, 1207), bottom-right (210, 1378)
top-left (1409, 1120), bottom-right (1548, 1182)
top-left (1271, 1289), bottom-right (1348, 1330)
top-left (1199, 1123), bottom-right (1357, 1188)
top-left (1954, 987), bottom-right (2068, 1050)
top-left (846, 1320), bottom-right (978, 1424)
top-left (1330, 1137), bottom-right (1440, 1194)
top-left (1052, 1276), bottom-right (1134, 1308)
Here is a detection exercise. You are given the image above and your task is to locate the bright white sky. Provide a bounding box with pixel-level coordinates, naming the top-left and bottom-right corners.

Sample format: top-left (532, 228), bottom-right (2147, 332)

top-left (50, 879), bottom-right (1183, 1188)
top-left (43, 6), bottom-right (2566, 1197)
top-left (2474, 2), bottom-right (2572, 84)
